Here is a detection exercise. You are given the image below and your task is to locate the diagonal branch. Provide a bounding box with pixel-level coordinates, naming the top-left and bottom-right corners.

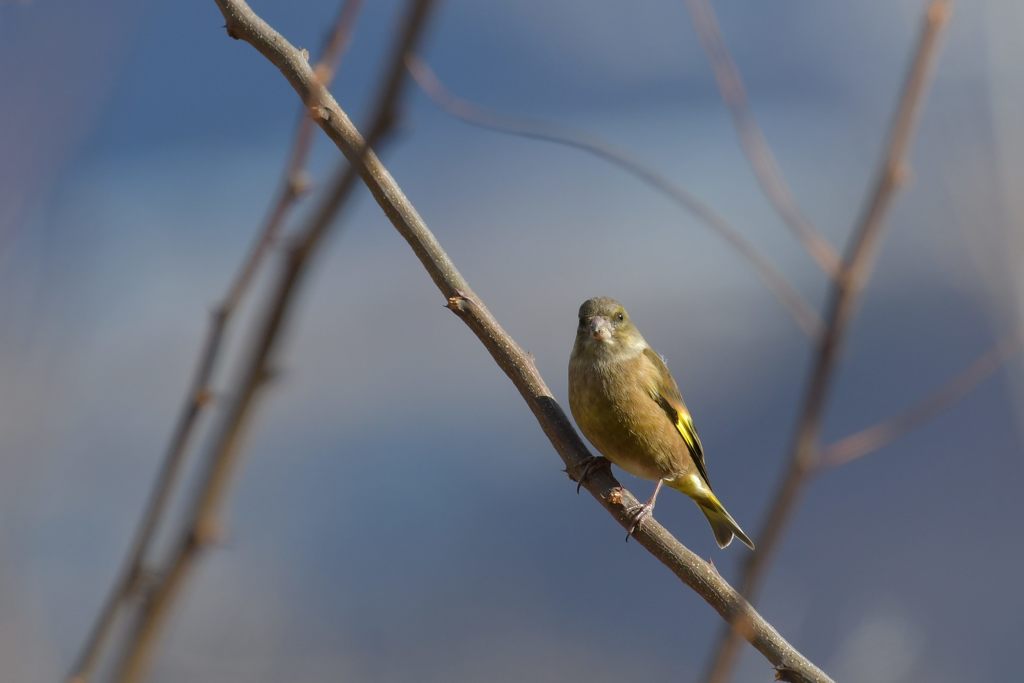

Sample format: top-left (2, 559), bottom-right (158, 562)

top-left (821, 333), bottom-right (1021, 468)
top-left (66, 3), bottom-right (364, 682)
top-left (407, 55), bottom-right (822, 338)
top-left (223, 0), bottom-right (364, 309)
top-left (682, 0), bottom-right (841, 276)
top-left (103, 2), bottom-right (436, 682)
top-left (207, 1), bottom-right (833, 681)
top-left (703, 3), bottom-right (953, 682)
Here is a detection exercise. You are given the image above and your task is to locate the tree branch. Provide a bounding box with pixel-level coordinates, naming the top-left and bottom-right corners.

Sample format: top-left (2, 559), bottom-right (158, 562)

top-left (222, 0), bottom-right (364, 309)
top-left (703, 3), bottom-right (953, 681)
top-left (820, 333), bottom-right (1021, 468)
top-left (66, 4), bottom-right (364, 682)
top-left (681, 0), bottom-right (841, 276)
top-left (103, 2), bottom-right (435, 682)
top-left (205, 1), bottom-right (833, 680)
top-left (406, 55), bottom-right (822, 338)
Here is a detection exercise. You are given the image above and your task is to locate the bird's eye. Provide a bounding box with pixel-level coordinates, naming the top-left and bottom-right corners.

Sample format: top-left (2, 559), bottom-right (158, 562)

top-left (616, 312), bottom-right (624, 322)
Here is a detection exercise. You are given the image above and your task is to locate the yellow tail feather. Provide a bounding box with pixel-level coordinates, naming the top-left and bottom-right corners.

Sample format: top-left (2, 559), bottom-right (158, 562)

top-left (698, 501), bottom-right (755, 550)
top-left (667, 474), bottom-right (755, 550)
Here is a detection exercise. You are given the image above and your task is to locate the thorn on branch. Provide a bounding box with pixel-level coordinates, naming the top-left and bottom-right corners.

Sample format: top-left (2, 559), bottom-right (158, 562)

top-left (708, 558), bottom-right (722, 578)
top-left (223, 22), bottom-right (240, 40)
top-left (775, 666), bottom-right (804, 682)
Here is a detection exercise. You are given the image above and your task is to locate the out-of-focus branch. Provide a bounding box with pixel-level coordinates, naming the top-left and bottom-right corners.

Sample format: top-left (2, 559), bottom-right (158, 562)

top-left (103, 3), bottom-right (436, 683)
top-left (223, 0), bottom-right (364, 309)
top-left (821, 333), bottom-right (1021, 468)
top-left (201, 3), bottom-right (833, 681)
top-left (66, 4), bottom-right (363, 683)
top-left (703, 3), bottom-right (953, 682)
top-left (407, 56), bottom-right (822, 338)
top-left (682, 0), bottom-right (841, 277)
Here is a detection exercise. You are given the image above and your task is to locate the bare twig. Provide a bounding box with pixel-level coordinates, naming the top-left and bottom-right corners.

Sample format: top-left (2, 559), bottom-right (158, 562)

top-left (223, 0), bottom-right (364, 310)
top-left (103, 3), bottom-right (435, 683)
top-left (407, 55), bottom-right (822, 338)
top-left (682, 0), bottom-right (841, 276)
top-left (66, 5), bottom-right (363, 682)
top-left (703, 3), bottom-right (953, 682)
top-left (204, 2), bottom-right (833, 680)
top-left (821, 333), bottom-right (1021, 468)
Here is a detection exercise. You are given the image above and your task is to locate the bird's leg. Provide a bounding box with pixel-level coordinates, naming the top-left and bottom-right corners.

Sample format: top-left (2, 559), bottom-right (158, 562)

top-left (574, 456), bottom-right (611, 494)
top-left (624, 479), bottom-right (664, 541)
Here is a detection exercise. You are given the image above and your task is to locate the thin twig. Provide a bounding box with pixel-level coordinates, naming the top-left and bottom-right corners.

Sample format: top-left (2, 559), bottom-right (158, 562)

top-left (207, 2), bottom-right (833, 680)
top-left (703, 3), bottom-right (953, 682)
top-left (102, 3), bottom-right (434, 683)
top-left (223, 0), bottom-right (364, 310)
top-left (682, 0), bottom-right (841, 276)
top-left (821, 333), bottom-right (1021, 468)
top-left (66, 5), bottom-right (363, 682)
top-left (407, 55), bottom-right (822, 338)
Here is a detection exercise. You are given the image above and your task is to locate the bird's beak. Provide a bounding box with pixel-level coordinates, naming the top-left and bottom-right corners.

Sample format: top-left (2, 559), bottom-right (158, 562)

top-left (589, 315), bottom-right (612, 343)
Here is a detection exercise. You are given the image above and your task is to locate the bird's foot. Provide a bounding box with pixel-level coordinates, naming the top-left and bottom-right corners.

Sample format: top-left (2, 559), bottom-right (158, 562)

top-left (572, 456), bottom-right (610, 494)
top-left (623, 501), bottom-right (654, 542)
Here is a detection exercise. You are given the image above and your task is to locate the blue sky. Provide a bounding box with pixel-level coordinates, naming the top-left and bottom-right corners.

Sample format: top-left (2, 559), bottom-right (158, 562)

top-left (1, 1), bottom-right (1022, 681)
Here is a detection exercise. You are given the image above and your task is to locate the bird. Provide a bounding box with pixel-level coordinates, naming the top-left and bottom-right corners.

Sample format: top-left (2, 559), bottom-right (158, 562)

top-left (568, 296), bottom-right (753, 549)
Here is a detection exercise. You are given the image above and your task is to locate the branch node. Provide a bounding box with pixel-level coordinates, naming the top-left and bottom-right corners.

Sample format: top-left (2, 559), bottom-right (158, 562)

top-left (288, 170), bottom-right (312, 197)
top-left (445, 292), bottom-right (470, 312)
top-left (193, 517), bottom-right (224, 547)
top-left (928, 0), bottom-right (952, 24)
top-left (223, 22), bottom-right (240, 40)
top-left (605, 487), bottom-right (625, 506)
top-left (313, 63), bottom-right (333, 85)
top-left (309, 105), bottom-right (331, 122)
top-left (889, 161), bottom-right (910, 187)
top-left (194, 388), bottom-right (215, 408)
top-left (299, 47), bottom-right (310, 62)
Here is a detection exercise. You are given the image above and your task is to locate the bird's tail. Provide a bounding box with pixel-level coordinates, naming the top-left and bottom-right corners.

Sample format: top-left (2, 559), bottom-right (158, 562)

top-left (697, 498), bottom-right (754, 550)
top-left (667, 474), bottom-right (754, 550)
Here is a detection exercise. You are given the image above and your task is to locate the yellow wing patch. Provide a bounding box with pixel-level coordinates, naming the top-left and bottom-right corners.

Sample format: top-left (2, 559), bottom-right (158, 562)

top-left (640, 347), bottom-right (712, 487)
top-left (675, 410), bottom-right (701, 455)
top-left (674, 409), bottom-right (710, 485)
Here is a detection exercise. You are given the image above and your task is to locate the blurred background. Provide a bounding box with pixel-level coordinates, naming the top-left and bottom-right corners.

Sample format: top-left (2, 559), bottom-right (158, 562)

top-left (1, 0), bottom-right (1022, 681)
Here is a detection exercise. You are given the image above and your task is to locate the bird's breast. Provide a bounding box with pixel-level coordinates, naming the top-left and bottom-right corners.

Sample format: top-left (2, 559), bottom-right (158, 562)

top-left (568, 353), bottom-right (683, 481)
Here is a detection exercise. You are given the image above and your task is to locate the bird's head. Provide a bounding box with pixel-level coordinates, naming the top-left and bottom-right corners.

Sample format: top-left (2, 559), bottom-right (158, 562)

top-left (573, 297), bottom-right (646, 357)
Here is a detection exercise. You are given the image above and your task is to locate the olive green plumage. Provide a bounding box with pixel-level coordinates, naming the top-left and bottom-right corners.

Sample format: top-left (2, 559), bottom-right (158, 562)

top-left (568, 297), bottom-right (753, 549)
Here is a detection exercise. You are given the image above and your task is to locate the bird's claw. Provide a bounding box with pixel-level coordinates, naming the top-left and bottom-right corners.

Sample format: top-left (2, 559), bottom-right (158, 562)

top-left (573, 456), bottom-right (609, 494)
top-left (623, 501), bottom-right (654, 542)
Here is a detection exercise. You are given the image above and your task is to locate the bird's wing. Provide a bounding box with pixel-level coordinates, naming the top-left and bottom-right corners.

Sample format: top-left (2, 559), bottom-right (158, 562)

top-left (642, 347), bottom-right (712, 487)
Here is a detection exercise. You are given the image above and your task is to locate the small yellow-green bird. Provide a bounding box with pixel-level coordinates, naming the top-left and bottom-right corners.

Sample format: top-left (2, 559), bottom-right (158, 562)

top-left (568, 297), bottom-right (754, 549)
